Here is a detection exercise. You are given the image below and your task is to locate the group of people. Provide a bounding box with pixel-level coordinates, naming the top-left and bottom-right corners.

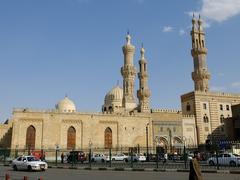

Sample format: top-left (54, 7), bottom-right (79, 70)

top-left (59, 151), bottom-right (202, 179)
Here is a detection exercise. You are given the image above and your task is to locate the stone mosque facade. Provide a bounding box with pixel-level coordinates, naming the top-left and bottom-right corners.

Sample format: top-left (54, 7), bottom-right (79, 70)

top-left (1, 16), bottom-right (240, 152)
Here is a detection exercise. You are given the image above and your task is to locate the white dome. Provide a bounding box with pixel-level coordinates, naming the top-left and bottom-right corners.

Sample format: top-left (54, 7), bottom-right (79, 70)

top-left (104, 86), bottom-right (123, 107)
top-left (56, 96), bottom-right (76, 113)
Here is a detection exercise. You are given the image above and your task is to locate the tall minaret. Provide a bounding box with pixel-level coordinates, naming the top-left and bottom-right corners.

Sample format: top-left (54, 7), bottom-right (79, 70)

top-left (137, 45), bottom-right (151, 113)
top-left (121, 33), bottom-right (137, 110)
top-left (191, 14), bottom-right (211, 92)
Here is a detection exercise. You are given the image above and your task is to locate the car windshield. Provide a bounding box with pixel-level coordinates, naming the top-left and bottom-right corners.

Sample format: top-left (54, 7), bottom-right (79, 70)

top-left (233, 154), bottom-right (239, 157)
top-left (27, 156), bottom-right (39, 161)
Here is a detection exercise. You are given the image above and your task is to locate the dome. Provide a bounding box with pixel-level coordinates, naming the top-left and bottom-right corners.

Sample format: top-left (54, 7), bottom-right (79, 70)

top-left (103, 86), bottom-right (123, 113)
top-left (104, 86), bottom-right (123, 105)
top-left (56, 96), bottom-right (76, 113)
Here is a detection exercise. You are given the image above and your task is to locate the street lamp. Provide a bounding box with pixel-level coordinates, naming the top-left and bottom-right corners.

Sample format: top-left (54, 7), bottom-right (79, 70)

top-left (88, 140), bottom-right (92, 167)
top-left (55, 144), bottom-right (60, 166)
top-left (146, 123), bottom-right (149, 162)
top-left (181, 136), bottom-right (187, 169)
top-left (167, 128), bottom-right (172, 153)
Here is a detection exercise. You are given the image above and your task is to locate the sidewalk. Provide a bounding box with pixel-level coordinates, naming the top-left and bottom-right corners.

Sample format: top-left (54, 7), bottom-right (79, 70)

top-left (1, 163), bottom-right (240, 174)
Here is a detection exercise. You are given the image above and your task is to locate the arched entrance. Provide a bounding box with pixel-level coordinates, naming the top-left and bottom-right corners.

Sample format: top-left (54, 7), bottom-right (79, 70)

top-left (67, 126), bottom-right (76, 150)
top-left (173, 137), bottom-right (183, 154)
top-left (26, 125), bottom-right (36, 150)
top-left (104, 127), bottom-right (112, 149)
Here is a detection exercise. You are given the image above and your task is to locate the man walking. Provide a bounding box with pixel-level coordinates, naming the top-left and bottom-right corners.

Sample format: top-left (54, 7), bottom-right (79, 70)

top-left (189, 151), bottom-right (203, 180)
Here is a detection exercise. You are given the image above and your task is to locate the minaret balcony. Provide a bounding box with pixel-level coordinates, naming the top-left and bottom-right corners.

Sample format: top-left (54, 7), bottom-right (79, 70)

top-left (191, 48), bottom-right (208, 56)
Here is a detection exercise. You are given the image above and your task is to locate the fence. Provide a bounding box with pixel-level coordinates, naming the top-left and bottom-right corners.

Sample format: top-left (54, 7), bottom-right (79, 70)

top-left (0, 141), bottom-right (240, 170)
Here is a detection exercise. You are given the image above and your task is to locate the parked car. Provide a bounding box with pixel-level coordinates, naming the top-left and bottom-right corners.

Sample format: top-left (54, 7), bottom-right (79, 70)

top-left (110, 154), bottom-right (129, 161)
top-left (12, 156), bottom-right (48, 171)
top-left (137, 154), bottom-right (146, 162)
top-left (125, 154), bottom-right (146, 162)
top-left (67, 151), bottom-right (86, 163)
top-left (91, 154), bottom-right (107, 163)
top-left (207, 153), bottom-right (240, 166)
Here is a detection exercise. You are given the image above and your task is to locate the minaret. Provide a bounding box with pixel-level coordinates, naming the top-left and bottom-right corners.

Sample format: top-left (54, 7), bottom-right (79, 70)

top-left (121, 33), bottom-right (137, 110)
top-left (137, 45), bottom-right (151, 112)
top-left (191, 14), bottom-right (211, 92)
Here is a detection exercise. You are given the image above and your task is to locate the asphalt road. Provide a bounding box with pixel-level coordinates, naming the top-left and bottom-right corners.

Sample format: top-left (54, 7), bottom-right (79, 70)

top-left (1, 166), bottom-right (240, 180)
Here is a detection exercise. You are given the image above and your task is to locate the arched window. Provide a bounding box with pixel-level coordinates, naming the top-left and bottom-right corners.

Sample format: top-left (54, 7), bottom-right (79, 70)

top-left (26, 125), bottom-right (36, 150)
top-left (226, 105), bottom-right (230, 111)
top-left (109, 106), bottom-right (113, 113)
top-left (202, 40), bottom-right (205, 47)
top-left (203, 114), bottom-right (209, 123)
top-left (67, 126), bottom-right (76, 150)
top-left (220, 104), bottom-right (223, 111)
top-left (186, 103), bottom-right (191, 111)
top-left (220, 115), bottom-right (224, 123)
top-left (104, 127), bottom-right (112, 149)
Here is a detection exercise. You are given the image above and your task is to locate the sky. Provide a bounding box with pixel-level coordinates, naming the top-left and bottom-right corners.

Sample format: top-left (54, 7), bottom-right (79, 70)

top-left (0, 0), bottom-right (240, 123)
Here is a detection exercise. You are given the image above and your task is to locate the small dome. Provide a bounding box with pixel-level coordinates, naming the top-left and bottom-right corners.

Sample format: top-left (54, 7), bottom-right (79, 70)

top-left (103, 86), bottom-right (123, 113)
top-left (56, 96), bottom-right (76, 113)
top-left (104, 86), bottom-right (123, 105)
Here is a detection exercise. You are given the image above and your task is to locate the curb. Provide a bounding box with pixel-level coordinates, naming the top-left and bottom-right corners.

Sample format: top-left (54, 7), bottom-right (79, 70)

top-left (2, 164), bottom-right (240, 174)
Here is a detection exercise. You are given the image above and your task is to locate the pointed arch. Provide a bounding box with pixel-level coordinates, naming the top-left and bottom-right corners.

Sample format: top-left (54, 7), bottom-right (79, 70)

top-left (67, 126), bottom-right (76, 150)
top-left (26, 125), bottom-right (36, 150)
top-left (104, 127), bottom-right (112, 149)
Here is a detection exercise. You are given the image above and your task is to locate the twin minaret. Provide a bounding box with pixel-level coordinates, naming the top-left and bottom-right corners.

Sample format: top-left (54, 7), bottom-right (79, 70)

top-left (121, 33), bottom-right (151, 112)
top-left (120, 15), bottom-right (210, 113)
top-left (191, 15), bottom-right (211, 92)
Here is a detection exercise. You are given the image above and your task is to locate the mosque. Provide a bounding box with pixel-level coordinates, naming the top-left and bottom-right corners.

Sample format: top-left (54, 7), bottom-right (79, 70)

top-left (0, 16), bottom-right (240, 153)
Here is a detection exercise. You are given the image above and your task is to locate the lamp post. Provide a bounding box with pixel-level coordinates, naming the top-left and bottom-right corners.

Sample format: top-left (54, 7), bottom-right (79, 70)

top-left (167, 128), bottom-right (172, 153)
top-left (181, 136), bottom-right (187, 169)
top-left (88, 140), bottom-right (92, 168)
top-left (55, 144), bottom-right (59, 166)
top-left (146, 123), bottom-right (149, 162)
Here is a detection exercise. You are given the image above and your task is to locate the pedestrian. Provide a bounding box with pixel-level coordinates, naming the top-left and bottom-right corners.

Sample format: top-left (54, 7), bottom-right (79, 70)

top-left (61, 153), bottom-right (64, 163)
top-left (163, 152), bottom-right (168, 164)
top-left (189, 151), bottom-right (203, 180)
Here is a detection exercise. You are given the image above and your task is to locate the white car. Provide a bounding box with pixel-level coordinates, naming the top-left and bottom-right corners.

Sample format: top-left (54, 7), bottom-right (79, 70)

top-left (207, 153), bottom-right (240, 166)
top-left (12, 156), bottom-right (48, 171)
top-left (91, 154), bottom-right (107, 163)
top-left (137, 154), bottom-right (146, 162)
top-left (111, 154), bottom-right (129, 161)
top-left (125, 154), bottom-right (145, 162)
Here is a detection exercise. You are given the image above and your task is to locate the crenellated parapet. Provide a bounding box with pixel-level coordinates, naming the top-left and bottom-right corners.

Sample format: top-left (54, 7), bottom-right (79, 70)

top-left (151, 109), bottom-right (181, 113)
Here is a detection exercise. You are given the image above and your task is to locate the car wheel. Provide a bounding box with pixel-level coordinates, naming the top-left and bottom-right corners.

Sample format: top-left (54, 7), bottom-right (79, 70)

top-left (13, 165), bottom-right (18, 171)
top-left (28, 165), bottom-right (32, 171)
top-left (101, 159), bottom-right (105, 163)
top-left (209, 160), bottom-right (215, 166)
top-left (41, 168), bottom-right (45, 171)
top-left (91, 159), bottom-right (94, 162)
top-left (230, 161), bottom-right (236, 167)
top-left (124, 159), bottom-right (128, 162)
top-left (112, 158), bottom-right (115, 161)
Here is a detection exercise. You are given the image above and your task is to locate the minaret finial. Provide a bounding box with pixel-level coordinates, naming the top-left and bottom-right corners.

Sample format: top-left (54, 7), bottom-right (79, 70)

top-left (140, 43), bottom-right (145, 59)
top-left (65, 93), bottom-right (68, 98)
top-left (126, 30), bottom-right (131, 45)
top-left (117, 80), bottom-right (119, 86)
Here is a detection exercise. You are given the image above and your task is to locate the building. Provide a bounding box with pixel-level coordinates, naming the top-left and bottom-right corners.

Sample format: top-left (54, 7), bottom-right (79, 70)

top-left (0, 32), bottom-right (196, 153)
top-left (181, 15), bottom-right (240, 145)
top-left (0, 16), bottom-right (239, 154)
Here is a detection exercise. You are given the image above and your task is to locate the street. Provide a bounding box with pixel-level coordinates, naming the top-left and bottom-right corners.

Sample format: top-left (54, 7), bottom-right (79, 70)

top-left (1, 166), bottom-right (240, 180)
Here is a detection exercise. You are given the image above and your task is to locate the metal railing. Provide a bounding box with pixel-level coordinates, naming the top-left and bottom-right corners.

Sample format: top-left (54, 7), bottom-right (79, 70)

top-left (0, 142), bottom-right (240, 170)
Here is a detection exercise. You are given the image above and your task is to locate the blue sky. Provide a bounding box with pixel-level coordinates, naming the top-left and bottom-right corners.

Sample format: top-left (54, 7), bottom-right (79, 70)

top-left (0, 0), bottom-right (240, 122)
